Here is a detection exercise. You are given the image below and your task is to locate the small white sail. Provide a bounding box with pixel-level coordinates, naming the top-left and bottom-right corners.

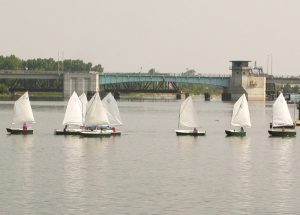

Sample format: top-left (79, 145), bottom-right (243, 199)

top-left (12, 92), bottom-right (35, 124)
top-left (272, 93), bottom-right (293, 127)
top-left (179, 96), bottom-right (200, 128)
top-left (231, 94), bottom-right (251, 127)
top-left (62, 91), bottom-right (83, 126)
top-left (85, 93), bottom-right (109, 126)
top-left (79, 93), bottom-right (88, 124)
top-left (102, 92), bottom-right (123, 126)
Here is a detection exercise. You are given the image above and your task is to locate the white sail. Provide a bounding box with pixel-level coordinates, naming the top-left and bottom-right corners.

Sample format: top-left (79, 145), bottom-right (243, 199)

top-left (272, 93), bottom-right (293, 127)
top-left (179, 96), bottom-right (200, 128)
top-left (12, 91), bottom-right (35, 124)
top-left (79, 93), bottom-right (88, 124)
top-left (231, 94), bottom-right (251, 127)
top-left (102, 92), bottom-right (123, 126)
top-left (62, 91), bottom-right (83, 126)
top-left (85, 93), bottom-right (109, 126)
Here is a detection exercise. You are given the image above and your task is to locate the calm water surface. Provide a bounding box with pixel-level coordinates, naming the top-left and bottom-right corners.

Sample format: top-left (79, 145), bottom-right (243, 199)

top-left (1, 97), bottom-right (300, 214)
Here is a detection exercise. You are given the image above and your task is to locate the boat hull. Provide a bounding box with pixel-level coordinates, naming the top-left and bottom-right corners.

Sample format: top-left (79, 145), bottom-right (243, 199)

top-left (6, 128), bottom-right (33, 135)
top-left (111, 131), bottom-right (121, 136)
top-left (270, 122), bottom-right (295, 129)
top-left (175, 129), bottom-right (206, 136)
top-left (54, 129), bottom-right (82, 135)
top-left (225, 129), bottom-right (246, 137)
top-left (80, 130), bottom-right (112, 137)
top-left (268, 129), bottom-right (296, 137)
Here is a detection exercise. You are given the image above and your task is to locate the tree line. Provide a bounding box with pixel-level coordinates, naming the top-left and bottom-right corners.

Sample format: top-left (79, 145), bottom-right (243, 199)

top-left (0, 55), bottom-right (103, 73)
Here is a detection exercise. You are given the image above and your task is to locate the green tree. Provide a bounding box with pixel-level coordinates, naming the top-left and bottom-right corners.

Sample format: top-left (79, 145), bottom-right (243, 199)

top-left (148, 68), bottom-right (157, 74)
top-left (0, 83), bottom-right (8, 94)
top-left (183, 69), bottom-right (197, 76)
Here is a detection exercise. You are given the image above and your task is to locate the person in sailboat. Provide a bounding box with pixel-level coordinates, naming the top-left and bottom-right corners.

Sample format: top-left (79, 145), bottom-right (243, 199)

top-left (64, 125), bottom-right (67, 132)
top-left (193, 128), bottom-right (198, 133)
top-left (23, 122), bottom-right (28, 130)
top-left (241, 127), bottom-right (244, 132)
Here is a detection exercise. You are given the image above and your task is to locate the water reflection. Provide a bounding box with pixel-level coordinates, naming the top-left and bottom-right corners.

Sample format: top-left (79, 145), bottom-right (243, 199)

top-left (271, 139), bottom-right (294, 213)
top-left (62, 136), bottom-right (111, 213)
top-left (176, 136), bottom-right (200, 157)
top-left (14, 135), bottom-right (35, 212)
top-left (63, 136), bottom-right (87, 213)
top-left (228, 137), bottom-right (252, 213)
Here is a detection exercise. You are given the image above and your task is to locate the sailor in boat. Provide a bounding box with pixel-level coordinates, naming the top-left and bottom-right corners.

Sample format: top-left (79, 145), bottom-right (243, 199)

top-left (23, 122), bottom-right (28, 130)
top-left (64, 125), bottom-right (67, 132)
top-left (241, 127), bottom-right (244, 132)
top-left (193, 128), bottom-right (198, 133)
top-left (112, 127), bottom-right (116, 133)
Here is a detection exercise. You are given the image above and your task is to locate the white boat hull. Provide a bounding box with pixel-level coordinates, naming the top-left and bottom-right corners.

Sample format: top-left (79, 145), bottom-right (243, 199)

top-left (175, 129), bottom-right (206, 136)
top-left (80, 130), bottom-right (112, 137)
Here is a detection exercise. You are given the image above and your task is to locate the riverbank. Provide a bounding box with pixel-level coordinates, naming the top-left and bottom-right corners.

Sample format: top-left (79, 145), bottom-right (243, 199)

top-left (0, 92), bottom-right (222, 101)
top-left (0, 92), bottom-right (64, 101)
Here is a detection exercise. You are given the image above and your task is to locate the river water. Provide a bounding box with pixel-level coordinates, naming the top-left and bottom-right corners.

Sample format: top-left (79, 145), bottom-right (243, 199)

top-left (0, 97), bottom-right (300, 214)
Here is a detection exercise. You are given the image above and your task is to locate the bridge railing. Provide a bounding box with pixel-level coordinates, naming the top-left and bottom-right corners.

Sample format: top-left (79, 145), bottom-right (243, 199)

top-left (271, 75), bottom-right (300, 79)
top-left (0, 70), bottom-right (63, 75)
top-left (101, 72), bottom-right (231, 78)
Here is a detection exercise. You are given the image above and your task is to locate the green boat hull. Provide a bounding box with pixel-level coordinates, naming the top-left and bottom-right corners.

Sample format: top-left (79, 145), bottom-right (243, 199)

top-left (268, 129), bottom-right (296, 137)
top-left (225, 130), bottom-right (246, 137)
top-left (6, 128), bottom-right (33, 135)
top-left (54, 129), bottom-right (81, 135)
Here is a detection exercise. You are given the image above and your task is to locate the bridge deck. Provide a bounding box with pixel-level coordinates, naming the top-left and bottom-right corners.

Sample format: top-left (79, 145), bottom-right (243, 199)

top-left (0, 70), bottom-right (63, 80)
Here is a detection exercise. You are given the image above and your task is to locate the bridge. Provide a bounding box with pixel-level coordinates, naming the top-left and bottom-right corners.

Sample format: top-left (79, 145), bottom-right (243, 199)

top-left (0, 68), bottom-right (300, 100)
top-left (0, 70), bottom-right (231, 96)
top-left (100, 73), bottom-right (230, 93)
top-left (0, 70), bottom-right (63, 92)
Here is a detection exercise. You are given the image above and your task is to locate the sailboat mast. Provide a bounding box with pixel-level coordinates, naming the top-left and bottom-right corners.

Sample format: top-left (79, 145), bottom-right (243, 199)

top-left (178, 113), bottom-right (180, 128)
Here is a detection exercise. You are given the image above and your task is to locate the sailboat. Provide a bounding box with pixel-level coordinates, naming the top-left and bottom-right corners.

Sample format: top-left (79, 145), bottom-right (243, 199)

top-left (6, 91), bottom-right (35, 135)
top-left (55, 91), bottom-right (84, 135)
top-left (225, 94), bottom-right (251, 136)
top-left (175, 96), bottom-right (206, 136)
top-left (80, 92), bottom-right (112, 137)
top-left (102, 92), bottom-right (123, 135)
top-left (268, 93), bottom-right (296, 137)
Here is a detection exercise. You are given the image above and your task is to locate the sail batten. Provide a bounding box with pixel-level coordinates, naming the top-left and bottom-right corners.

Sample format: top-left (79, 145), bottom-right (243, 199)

top-left (231, 94), bottom-right (251, 127)
top-left (102, 93), bottom-right (123, 126)
top-left (179, 96), bottom-right (200, 128)
top-left (272, 93), bottom-right (293, 127)
top-left (12, 92), bottom-right (35, 124)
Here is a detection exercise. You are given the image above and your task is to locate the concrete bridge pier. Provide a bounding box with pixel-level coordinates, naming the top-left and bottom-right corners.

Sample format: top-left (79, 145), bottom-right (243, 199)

top-left (229, 61), bottom-right (266, 101)
top-left (63, 72), bottom-right (99, 99)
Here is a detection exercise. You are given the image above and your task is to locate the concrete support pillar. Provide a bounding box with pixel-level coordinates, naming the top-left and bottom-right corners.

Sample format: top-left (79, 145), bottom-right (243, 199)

top-left (229, 61), bottom-right (266, 101)
top-left (63, 71), bottom-right (99, 99)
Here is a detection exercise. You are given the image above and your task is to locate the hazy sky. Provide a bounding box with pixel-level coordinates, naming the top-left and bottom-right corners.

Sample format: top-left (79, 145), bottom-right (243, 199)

top-left (1, 0), bottom-right (300, 75)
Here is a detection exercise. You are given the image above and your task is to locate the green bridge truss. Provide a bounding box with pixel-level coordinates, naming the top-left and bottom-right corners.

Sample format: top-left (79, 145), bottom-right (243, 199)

top-left (100, 73), bottom-right (230, 93)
